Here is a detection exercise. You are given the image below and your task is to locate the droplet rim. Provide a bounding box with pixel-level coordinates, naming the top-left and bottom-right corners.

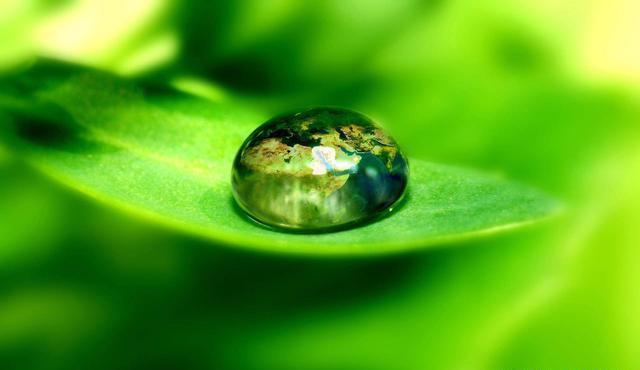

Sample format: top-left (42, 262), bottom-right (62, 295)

top-left (230, 106), bottom-right (410, 233)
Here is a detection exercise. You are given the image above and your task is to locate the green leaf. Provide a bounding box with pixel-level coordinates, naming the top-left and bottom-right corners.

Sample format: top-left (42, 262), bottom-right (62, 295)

top-left (0, 60), bottom-right (558, 256)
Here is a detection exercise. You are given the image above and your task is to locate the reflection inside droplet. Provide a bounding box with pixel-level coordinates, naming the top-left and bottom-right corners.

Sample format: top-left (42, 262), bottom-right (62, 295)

top-left (231, 107), bottom-right (409, 232)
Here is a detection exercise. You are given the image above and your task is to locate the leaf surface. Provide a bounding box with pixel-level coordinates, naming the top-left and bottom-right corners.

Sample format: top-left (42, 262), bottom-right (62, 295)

top-left (0, 61), bottom-right (558, 255)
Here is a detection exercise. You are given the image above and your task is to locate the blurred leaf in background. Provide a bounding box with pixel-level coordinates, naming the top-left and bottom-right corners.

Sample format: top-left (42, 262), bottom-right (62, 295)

top-left (0, 0), bottom-right (639, 369)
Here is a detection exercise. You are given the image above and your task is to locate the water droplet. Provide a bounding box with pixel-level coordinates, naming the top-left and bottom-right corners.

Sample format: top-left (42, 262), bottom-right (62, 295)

top-left (231, 107), bottom-right (409, 231)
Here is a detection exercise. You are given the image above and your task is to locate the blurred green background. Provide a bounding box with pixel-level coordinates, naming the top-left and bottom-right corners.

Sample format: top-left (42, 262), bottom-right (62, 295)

top-left (1, 0), bottom-right (639, 369)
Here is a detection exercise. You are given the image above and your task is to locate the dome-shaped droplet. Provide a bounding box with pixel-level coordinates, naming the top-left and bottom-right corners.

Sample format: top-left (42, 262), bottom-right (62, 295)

top-left (231, 107), bottom-right (409, 231)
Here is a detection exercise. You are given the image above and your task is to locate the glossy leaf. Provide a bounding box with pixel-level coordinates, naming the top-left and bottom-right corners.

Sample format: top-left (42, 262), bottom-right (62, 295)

top-left (0, 60), bottom-right (558, 255)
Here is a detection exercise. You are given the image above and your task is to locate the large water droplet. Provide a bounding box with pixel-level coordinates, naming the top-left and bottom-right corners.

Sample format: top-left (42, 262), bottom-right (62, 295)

top-left (231, 107), bottom-right (409, 231)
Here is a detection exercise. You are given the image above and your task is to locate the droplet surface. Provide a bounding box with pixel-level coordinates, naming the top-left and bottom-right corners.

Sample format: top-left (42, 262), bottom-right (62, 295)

top-left (231, 107), bottom-right (409, 231)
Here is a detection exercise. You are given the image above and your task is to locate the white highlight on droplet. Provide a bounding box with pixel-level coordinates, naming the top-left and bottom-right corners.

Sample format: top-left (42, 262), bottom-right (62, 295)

top-left (309, 146), bottom-right (354, 175)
